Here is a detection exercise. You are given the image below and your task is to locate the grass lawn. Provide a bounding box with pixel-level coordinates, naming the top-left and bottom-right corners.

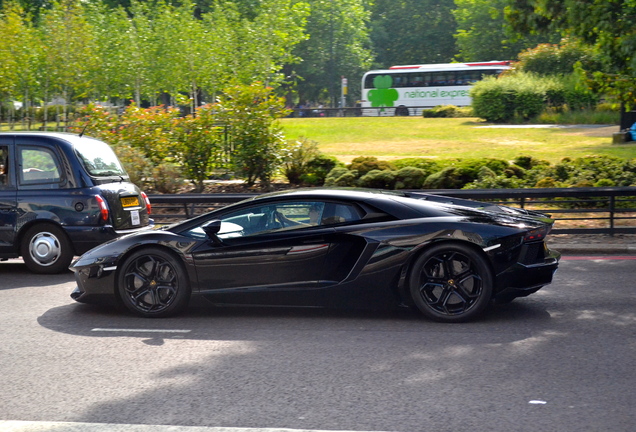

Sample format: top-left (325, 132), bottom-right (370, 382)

top-left (280, 117), bottom-right (630, 163)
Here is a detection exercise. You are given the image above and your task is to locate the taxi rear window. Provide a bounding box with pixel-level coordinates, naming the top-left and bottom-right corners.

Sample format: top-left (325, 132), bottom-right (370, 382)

top-left (74, 138), bottom-right (127, 177)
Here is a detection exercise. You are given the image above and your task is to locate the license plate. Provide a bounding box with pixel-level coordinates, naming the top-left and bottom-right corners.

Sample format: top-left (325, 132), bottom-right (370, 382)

top-left (120, 196), bottom-right (140, 207)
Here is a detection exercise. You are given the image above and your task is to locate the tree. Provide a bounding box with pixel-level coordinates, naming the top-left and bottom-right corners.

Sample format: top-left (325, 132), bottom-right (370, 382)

top-left (504, 0), bottom-right (636, 108)
top-left (39, 0), bottom-right (97, 115)
top-left (291, 0), bottom-right (372, 106)
top-left (214, 83), bottom-right (290, 188)
top-left (0, 1), bottom-right (41, 122)
top-left (370, 0), bottom-right (457, 68)
top-left (453, 0), bottom-right (559, 62)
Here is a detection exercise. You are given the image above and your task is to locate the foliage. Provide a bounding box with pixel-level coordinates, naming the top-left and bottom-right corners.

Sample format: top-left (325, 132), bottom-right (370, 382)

top-left (290, 0), bottom-right (370, 105)
top-left (152, 162), bottom-right (184, 194)
top-left (74, 85), bottom-right (291, 192)
top-left (214, 83), bottom-right (290, 188)
top-left (303, 154), bottom-right (342, 186)
top-left (281, 137), bottom-right (321, 185)
top-left (324, 166), bottom-right (358, 187)
top-left (453, 0), bottom-right (559, 62)
top-left (358, 169), bottom-right (396, 189)
top-left (504, 0), bottom-right (636, 108)
top-left (394, 167), bottom-right (428, 189)
top-left (347, 156), bottom-right (394, 176)
top-left (370, 0), bottom-right (457, 67)
top-left (0, 0), bottom-right (309, 114)
top-left (177, 105), bottom-right (225, 192)
top-left (422, 105), bottom-right (473, 118)
top-left (282, 138), bottom-right (342, 186)
top-left (471, 72), bottom-right (598, 122)
top-left (514, 38), bottom-right (602, 76)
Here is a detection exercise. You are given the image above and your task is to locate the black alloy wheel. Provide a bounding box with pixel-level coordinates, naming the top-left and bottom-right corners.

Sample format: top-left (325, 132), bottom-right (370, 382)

top-left (118, 248), bottom-right (190, 317)
top-left (409, 243), bottom-right (493, 322)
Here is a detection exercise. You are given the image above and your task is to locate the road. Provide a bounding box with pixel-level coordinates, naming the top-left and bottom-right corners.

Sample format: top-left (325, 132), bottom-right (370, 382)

top-left (0, 256), bottom-right (634, 432)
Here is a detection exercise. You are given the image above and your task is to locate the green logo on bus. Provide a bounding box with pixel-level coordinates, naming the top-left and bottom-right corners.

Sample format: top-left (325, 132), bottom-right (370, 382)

top-left (368, 75), bottom-right (399, 108)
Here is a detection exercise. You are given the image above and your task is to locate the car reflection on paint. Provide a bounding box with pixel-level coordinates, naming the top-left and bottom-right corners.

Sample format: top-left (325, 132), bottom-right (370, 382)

top-left (70, 188), bottom-right (560, 322)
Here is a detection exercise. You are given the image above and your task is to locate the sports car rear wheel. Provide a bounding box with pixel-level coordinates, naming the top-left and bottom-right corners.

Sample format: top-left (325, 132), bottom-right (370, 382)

top-left (409, 243), bottom-right (493, 322)
top-left (118, 248), bottom-right (190, 318)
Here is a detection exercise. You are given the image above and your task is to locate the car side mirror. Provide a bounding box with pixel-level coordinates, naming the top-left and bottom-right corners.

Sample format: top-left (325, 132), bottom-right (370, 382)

top-left (202, 220), bottom-right (223, 245)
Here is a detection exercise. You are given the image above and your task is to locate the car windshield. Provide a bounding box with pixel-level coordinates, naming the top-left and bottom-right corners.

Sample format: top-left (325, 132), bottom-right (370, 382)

top-left (74, 138), bottom-right (127, 177)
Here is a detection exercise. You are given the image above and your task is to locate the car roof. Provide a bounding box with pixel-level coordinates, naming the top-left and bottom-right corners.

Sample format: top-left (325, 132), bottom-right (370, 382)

top-left (248, 188), bottom-right (407, 202)
top-left (0, 131), bottom-right (103, 147)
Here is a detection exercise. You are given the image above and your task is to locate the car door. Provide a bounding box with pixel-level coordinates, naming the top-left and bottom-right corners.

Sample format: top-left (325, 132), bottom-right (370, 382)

top-left (0, 138), bottom-right (17, 253)
top-left (189, 201), bottom-right (338, 306)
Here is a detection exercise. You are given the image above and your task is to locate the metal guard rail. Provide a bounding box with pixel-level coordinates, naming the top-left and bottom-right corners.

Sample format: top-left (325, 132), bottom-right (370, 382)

top-left (148, 186), bottom-right (636, 235)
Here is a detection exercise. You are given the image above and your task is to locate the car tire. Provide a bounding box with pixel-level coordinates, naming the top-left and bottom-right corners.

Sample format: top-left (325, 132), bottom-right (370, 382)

top-left (117, 247), bottom-right (191, 318)
top-left (409, 243), bottom-right (493, 322)
top-left (21, 224), bottom-right (74, 274)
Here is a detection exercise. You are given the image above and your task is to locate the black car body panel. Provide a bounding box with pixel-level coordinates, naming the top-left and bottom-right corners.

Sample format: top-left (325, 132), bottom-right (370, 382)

top-left (70, 189), bottom-right (560, 321)
top-left (0, 132), bottom-right (152, 273)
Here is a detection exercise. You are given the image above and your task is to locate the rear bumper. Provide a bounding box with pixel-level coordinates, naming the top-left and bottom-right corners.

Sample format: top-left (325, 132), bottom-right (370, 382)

top-left (494, 247), bottom-right (560, 300)
top-left (64, 222), bottom-right (154, 255)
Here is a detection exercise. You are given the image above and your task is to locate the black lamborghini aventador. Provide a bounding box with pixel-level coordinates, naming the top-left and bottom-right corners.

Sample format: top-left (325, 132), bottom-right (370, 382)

top-left (70, 188), bottom-right (560, 322)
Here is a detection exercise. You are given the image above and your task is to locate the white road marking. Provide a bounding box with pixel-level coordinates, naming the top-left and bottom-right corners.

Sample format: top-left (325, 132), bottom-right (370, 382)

top-left (528, 400), bottom-right (547, 405)
top-left (0, 421), bottom-right (386, 432)
top-left (91, 328), bottom-right (191, 333)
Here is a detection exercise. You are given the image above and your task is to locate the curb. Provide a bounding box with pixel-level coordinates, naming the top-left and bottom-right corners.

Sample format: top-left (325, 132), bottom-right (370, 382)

top-left (549, 243), bottom-right (636, 255)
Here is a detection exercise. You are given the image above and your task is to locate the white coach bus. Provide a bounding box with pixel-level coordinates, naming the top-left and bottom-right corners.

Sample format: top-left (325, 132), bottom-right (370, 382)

top-left (359, 61), bottom-right (510, 116)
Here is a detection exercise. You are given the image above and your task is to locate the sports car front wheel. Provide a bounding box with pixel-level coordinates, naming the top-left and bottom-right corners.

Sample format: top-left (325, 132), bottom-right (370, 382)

top-left (118, 248), bottom-right (191, 318)
top-left (409, 243), bottom-right (493, 323)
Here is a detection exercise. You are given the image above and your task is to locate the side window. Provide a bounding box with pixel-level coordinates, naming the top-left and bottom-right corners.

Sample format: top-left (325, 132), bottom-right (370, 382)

top-left (0, 146), bottom-right (8, 188)
top-left (218, 202), bottom-right (326, 238)
top-left (19, 147), bottom-right (62, 187)
top-left (184, 201), bottom-right (364, 241)
top-left (321, 203), bottom-right (362, 225)
top-left (218, 201), bottom-right (362, 237)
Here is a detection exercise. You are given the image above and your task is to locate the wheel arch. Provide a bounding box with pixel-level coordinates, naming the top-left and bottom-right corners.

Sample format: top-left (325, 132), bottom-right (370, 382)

top-left (16, 219), bottom-right (75, 255)
top-left (113, 243), bottom-right (194, 301)
top-left (396, 239), bottom-right (496, 306)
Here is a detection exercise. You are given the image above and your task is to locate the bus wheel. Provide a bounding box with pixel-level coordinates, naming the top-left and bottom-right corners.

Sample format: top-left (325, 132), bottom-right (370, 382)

top-left (395, 106), bottom-right (410, 116)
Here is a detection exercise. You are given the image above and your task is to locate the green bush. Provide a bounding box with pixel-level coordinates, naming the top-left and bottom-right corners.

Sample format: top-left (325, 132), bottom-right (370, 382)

top-left (358, 169), bottom-right (396, 189)
top-left (516, 39), bottom-right (603, 76)
top-left (392, 158), bottom-right (442, 176)
top-left (422, 105), bottom-right (473, 118)
top-left (471, 72), bottom-right (598, 123)
top-left (394, 167), bottom-right (427, 189)
top-left (348, 156), bottom-right (394, 176)
top-left (152, 162), bottom-right (184, 193)
top-left (282, 138), bottom-right (322, 185)
top-left (304, 154), bottom-right (342, 186)
top-left (324, 167), bottom-right (358, 187)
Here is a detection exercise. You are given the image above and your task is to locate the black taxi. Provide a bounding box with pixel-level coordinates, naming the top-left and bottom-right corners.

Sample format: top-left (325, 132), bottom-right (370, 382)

top-left (0, 132), bottom-right (152, 273)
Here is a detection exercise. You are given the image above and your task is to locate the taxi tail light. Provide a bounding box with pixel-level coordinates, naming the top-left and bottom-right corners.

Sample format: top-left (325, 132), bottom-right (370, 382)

top-left (523, 226), bottom-right (550, 242)
top-left (95, 195), bottom-right (109, 222)
top-left (141, 191), bottom-right (151, 215)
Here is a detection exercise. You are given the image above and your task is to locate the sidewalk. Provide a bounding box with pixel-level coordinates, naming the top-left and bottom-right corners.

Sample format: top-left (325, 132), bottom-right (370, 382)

top-left (548, 234), bottom-right (636, 255)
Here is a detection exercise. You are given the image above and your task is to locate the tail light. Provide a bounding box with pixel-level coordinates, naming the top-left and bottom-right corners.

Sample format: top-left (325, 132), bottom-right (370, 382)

top-left (141, 191), bottom-right (152, 215)
top-left (524, 226), bottom-right (551, 242)
top-left (95, 195), bottom-right (109, 222)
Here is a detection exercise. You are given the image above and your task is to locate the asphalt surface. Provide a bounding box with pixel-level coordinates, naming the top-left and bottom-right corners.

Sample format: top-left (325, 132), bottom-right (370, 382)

top-left (1, 237), bottom-right (634, 432)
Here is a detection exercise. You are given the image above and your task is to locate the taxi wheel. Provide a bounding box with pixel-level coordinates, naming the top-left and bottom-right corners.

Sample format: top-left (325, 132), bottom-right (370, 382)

top-left (21, 224), bottom-right (74, 274)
